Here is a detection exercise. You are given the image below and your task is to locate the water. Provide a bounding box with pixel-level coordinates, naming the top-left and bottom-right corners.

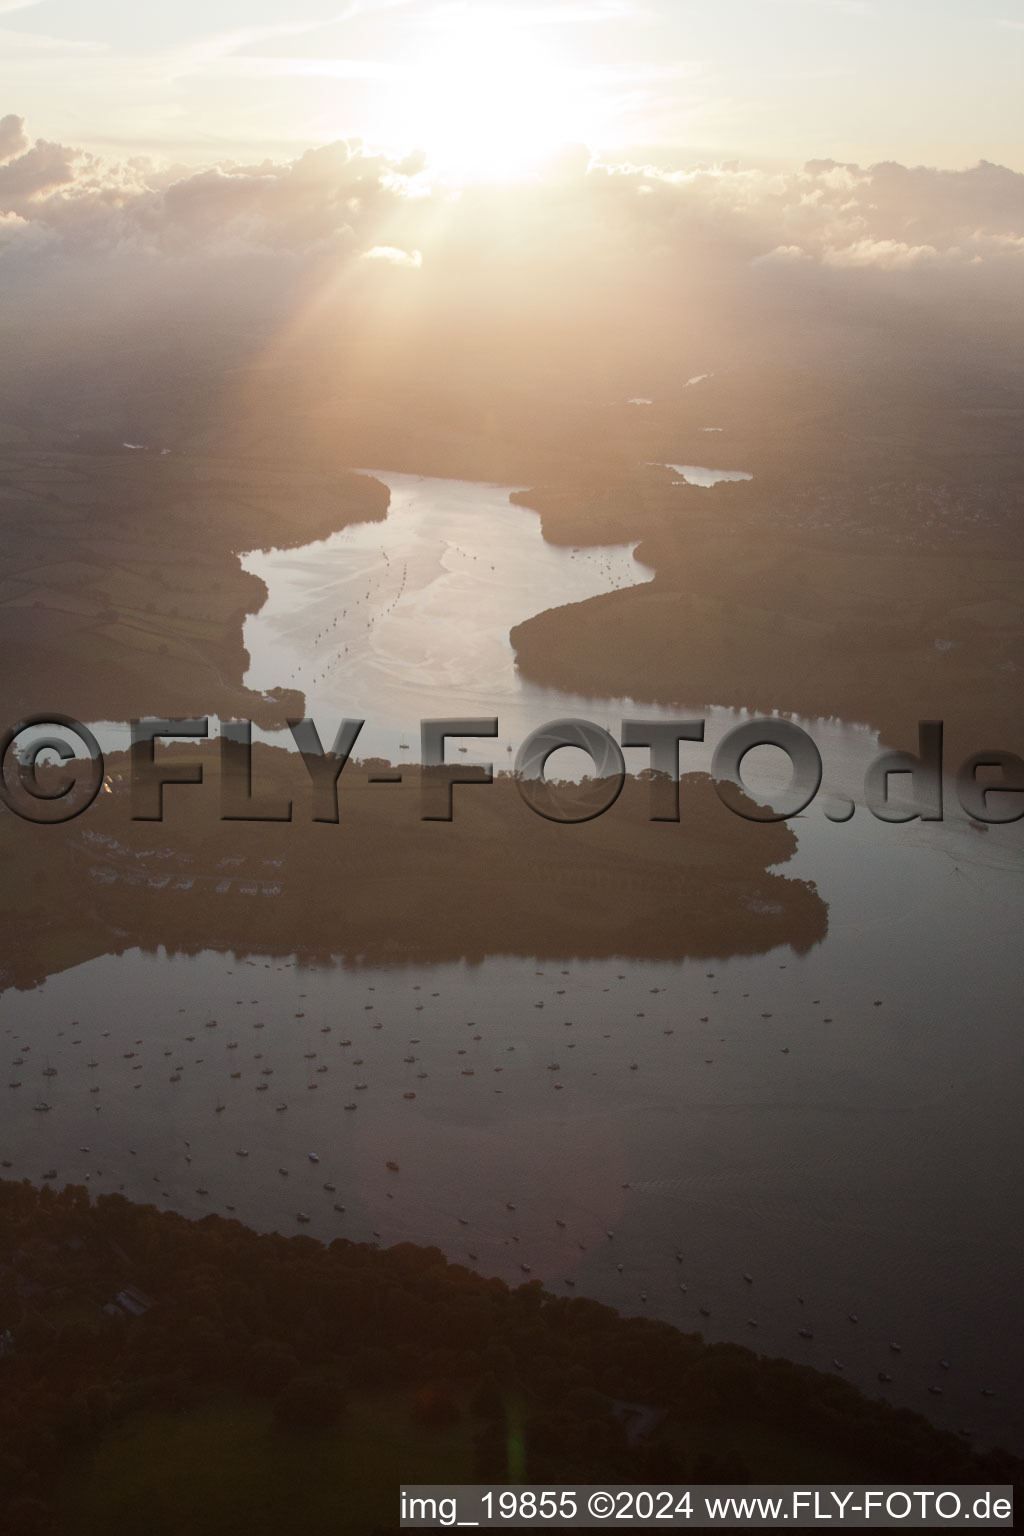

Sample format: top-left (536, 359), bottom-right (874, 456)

top-left (239, 469), bottom-right (873, 785)
top-left (666, 464), bottom-right (753, 487)
top-left (241, 470), bottom-right (662, 765)
top-left (3, 470), bottom-right (1021, 1452)
top-left (3, 895), bottom-right (1019, 1448)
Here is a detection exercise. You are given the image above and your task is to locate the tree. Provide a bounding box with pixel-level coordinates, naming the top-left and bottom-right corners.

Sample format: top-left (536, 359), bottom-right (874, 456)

top-left (244, 1339), bottom-right (299, 1396)
top-left (273, 1370), bottom-right (345, 1431)
top-left (5, 1496), bottom-right (55, 1535)
top-left (411, 1383), bottom-right (461, 1426)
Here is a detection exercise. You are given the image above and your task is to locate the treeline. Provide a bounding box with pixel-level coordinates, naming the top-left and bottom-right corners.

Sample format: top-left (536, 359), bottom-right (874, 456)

top-left (0, 1179), bottom-right (1018, 1533)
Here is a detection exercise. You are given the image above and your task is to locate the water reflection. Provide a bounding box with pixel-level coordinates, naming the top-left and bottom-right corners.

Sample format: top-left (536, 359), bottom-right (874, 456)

top-left (3, 471), bottom-right (1020, 1455)
top-left (2, 917), bottom-right (1020, 1450)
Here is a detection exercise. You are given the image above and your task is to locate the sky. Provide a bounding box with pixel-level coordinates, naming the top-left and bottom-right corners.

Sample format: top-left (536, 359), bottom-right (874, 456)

top-left (1, 0), bottom-right (1022, 448)
top-left (0, 0), bottom-right (1021, 175)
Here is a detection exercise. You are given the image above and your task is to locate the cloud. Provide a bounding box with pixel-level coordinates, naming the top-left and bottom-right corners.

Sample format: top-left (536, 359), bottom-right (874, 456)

top-left (753, 243), bottom-right (813, 265)
top-left (194, 55), bottom-right (399, 81)
top-left (0, 115), bottom-right (1020, 449)
top-left (362, 243), bottom-right (422, 264)
top-left (168, 9), bottom-right (410, 76)
top-left (821, 237), bottom-right (944, 269)
top-left (0, 24), bottom-right (104, 54)
top-left (0, 115), bottom-right (1020, 286)
top-left (0, 112), bottom-right (27, 161)
top-left (0, 135), bottom-right (83, 199)
top-left (337, 0), bottom-right (417, 15)
top-left (0, 115), bottom-right (1020, 271)
top-left (448, 1), bottom-right (652, 22)
top-left (766, 0), bottom-right (874, 12)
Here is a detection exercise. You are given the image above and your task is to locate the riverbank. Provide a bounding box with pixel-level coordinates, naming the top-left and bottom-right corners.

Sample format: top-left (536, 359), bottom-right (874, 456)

top-left (0, 445), bottom-right (388, 727)
top-left (0, 746), bottom-right (825, 993)
top-left (0, 1180), bottom-right (1016, 1534)
top-left (509, 468), bottom-right (1024, 763)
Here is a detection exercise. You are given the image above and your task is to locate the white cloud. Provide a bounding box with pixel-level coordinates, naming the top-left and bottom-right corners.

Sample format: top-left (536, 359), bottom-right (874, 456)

top-left (427, 0), bottom-right (648, 23)
top-left (462, 1), bottom-right (654, 22)
top-left (753, 243), bottom-right (813, 264)
top-left (0, 116), bottom-right (1020, 457)
top-left (188, 54), bottom-right (400, 81)
top-left (362, 243), bottom-right (422, 264)
top-left (0, 117), bottom-right (1021, 285)
top-left (337, 0), bottom-right (417, 15)
top-left (822, 238), bottom-right (944, 268)
top-left (0, 25), bottom-right (104, 54)
top-left (765, 0), bottom-right (875, 12)
top-left (0, 112), bottom-right (26, 161)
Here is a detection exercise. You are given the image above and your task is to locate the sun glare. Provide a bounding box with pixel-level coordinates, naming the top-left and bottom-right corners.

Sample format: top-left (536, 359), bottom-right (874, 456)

top-left (380, 9), bottom-right (594, 181)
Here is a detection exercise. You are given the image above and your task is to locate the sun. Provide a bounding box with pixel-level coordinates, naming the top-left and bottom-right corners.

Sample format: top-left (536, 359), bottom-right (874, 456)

top-left (379, 9), bottom-right (595, 181)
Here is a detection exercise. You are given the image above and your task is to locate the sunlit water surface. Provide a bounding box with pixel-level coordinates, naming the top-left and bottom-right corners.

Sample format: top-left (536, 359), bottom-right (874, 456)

top-left (4, 472), bottom-right (1021, 1452)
